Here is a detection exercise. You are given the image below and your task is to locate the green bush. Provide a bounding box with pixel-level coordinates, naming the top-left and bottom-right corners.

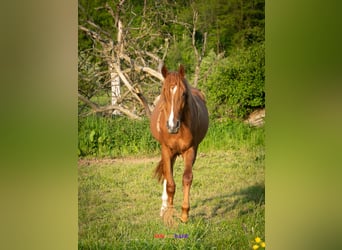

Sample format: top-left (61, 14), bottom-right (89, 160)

top-left (78, 116), bottom-right (264, 158)
top-left (201, 42), bottom-right (265, 119)
top-left (165, 35), bottom-right (195, 77)
top-left (78, 116), bottom-right (160, 157)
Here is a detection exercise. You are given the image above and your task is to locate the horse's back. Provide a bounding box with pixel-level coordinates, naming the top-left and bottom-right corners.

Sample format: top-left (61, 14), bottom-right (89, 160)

top-left (191, 88), bottom-right (209, 143)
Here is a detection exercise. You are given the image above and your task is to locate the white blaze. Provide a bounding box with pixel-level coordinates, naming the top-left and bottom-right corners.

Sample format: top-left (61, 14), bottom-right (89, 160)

top-left (167, 86), bottom-right (177, 128)
top-left (160, 179), bottom-right (168, 216)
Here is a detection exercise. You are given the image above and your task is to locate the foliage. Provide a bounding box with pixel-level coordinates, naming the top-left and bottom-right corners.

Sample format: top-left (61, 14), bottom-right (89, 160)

top-left (192, 0), bottom-right (264, 52)
top-left (78, 0), bottom-right (265, 118)
top-left (201, 42), bottom-right (265, 119)
top-left (78, 116), bottom-right (160, 157)
top-left (78, 116), bottom-right (264, 158)
top-left (165, 35), bottom-right (195, 78)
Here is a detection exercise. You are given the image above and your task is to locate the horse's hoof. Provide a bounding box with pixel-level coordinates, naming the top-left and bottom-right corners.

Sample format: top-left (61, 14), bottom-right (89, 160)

top-left (180, 216), bottom-right (188, 223)
top-left (160, 207), bottom-right (167, 217)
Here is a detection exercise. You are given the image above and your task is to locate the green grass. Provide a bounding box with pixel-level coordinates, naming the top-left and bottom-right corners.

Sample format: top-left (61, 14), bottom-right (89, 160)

top-left (78, 148), bottom-right (265, 249)
top-left (78, 116), bottom-right (265, 248)
top-left (200, 118), bottom-right (264, 152)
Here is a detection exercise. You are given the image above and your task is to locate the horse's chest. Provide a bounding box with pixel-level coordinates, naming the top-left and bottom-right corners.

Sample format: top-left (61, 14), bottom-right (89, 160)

top-left (165, 133), bottom-right (192, 153)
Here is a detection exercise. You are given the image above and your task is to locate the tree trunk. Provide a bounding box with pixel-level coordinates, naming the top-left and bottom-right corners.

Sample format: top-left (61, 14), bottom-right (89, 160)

top-left (109, 63), bottom-right (120, 108)
top-left (191, 9), bottom-right (207, 87)
top-left (111, 19), bottom-right (124, 115)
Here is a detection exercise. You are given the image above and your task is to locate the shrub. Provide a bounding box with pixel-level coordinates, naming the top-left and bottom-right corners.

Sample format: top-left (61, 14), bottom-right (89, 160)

top-left (201, 42), bottom-right (265, 119)
top-left (78, 116), bottom-right (264, 158)
top-left (78, 116), bottom-right (160, 157)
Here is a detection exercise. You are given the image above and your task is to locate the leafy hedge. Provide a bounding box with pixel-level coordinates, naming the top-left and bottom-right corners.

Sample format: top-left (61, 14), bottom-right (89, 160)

top-left (78, 116), bottom-right (264, 158)
top-left (201, 42), bottom-right (265, 119)
top-left (78, 116), bottom-right (160, 157)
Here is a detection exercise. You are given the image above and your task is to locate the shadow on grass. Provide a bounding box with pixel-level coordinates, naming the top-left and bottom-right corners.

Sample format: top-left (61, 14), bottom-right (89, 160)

top-left (192, 183), bottom-right (265, 219)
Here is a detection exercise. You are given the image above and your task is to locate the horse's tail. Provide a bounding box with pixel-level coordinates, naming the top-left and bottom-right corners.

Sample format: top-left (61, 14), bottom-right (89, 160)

top-left (136, 92), bottom-right (151, 118)
top-left (154, 159), bottom-right (164, 183)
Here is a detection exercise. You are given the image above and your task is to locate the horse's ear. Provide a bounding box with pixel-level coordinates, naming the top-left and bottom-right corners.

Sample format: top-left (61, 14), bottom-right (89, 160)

top-left (161, 65), bottom-right (168, 78)
top-left (179, 64), bottom-right (185, 78)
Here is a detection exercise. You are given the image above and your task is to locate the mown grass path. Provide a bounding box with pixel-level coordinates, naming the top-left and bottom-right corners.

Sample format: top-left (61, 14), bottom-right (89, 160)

top-left (78, 149), bottom-right (264, 249)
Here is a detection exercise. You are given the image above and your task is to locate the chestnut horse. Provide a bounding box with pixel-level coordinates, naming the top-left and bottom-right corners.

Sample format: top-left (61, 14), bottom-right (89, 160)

top-left (150, 64), bottom-right (209, 223)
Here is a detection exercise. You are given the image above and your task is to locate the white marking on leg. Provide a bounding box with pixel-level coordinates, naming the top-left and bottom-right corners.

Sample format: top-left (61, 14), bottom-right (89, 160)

top-left (167, 86), bottom-right (177, 128)
top-left (160, 179), bottom-right (168, 216)
top-left (156, 112), bottom-right (161, 132)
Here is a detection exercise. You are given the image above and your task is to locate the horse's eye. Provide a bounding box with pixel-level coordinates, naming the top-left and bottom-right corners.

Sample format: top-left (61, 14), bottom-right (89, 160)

top-left (182, 92), bottom-right (187, 98)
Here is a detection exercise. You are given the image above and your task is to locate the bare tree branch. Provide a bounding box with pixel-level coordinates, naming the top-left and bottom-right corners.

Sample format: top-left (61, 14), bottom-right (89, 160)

top-left (78, 92), bottom-right (141, 120)
top-left (78, 92), bottom-right (99, 110)
top-left (120, 54), bottom-right (164, 80)
top-left (112, 63), bottom-right (152, 117)
top-left (191, 7), bottom-right (207, 87)
top-left (162, 38), bottom-right (169, 61)
top-left (79, 0), bottom-right (168, 119)
top-left (79, 25), bottom-right (108, 45)
top-left (86, 20), bottom-right (111, 38)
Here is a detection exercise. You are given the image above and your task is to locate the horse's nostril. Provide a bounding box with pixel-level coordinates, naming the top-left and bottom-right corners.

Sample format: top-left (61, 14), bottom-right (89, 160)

top-left (166, 120), bottom-right (180, 130)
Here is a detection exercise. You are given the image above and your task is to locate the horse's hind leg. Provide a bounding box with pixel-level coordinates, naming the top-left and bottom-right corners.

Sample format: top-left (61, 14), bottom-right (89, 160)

top-left (181, 147), bottom-right (196, 222)
top-left (160, 179), bottom-right (168, 216)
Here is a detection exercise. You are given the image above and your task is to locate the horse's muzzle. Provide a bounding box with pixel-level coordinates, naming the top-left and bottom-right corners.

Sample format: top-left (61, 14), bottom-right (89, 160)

top-left (167, 120), bottom-right (180, 134)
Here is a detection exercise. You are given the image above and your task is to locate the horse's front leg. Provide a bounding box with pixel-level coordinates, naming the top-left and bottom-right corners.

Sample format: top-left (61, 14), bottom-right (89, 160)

top-left (181, 147), bottom-right (196, 222)
top-left (160, 146), bottom-right (176, 217)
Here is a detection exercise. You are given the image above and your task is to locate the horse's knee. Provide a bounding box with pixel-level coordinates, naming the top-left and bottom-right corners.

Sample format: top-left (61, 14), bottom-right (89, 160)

top-left (166, 182), bottom-right (175, 194)
top-left (183, 172), bottom-right (193, 186)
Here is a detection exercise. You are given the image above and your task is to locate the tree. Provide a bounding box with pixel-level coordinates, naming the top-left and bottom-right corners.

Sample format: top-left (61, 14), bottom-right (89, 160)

top-left (78, 0), bottom-right (165, 118)
top-left (78, 0), bottom-right (209, 118)
top-left (78, 0), bottom-right (265, 120)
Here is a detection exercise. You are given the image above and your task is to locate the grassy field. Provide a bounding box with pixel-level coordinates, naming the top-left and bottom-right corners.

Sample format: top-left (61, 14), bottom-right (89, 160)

top-left (78, 146), bottom-right (265, 249)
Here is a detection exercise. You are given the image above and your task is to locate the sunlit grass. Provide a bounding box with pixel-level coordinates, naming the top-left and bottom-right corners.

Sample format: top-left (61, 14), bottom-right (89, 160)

top-left (78, 147), bottom-right (264, 249)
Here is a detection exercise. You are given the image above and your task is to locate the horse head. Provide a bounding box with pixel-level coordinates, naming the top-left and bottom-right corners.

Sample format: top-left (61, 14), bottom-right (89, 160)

top-left (161, 64), bottom-right (189, 134)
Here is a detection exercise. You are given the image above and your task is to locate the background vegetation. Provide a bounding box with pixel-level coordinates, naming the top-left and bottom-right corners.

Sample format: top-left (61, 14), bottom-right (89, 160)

top-left (201, 42), bottom-right (265, 119)
top-left (78, 116), bottom-right (264, 158)
top-left (78, 0), bottom-right (265, 249)
top-left (78, 0), bottom-right (265, 120)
